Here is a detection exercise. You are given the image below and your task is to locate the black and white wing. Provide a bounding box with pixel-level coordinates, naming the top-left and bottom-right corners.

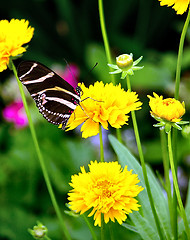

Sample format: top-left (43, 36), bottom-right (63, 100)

top-left (17, 61), bottom-right (81, 129)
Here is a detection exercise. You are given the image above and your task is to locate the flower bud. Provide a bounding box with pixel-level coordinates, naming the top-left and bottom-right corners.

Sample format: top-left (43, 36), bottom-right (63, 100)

top-left (28, 222), bottom-right (48, 239)
top-left (116, 54), bottom-right (133, 70)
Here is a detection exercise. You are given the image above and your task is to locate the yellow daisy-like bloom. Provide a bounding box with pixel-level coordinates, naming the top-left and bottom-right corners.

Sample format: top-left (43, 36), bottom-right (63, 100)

top-left (66, 81), bottom-right (142, 138)
top-left (158, 0), bottom-right (190, 15)
top-left (0, 19), bottom-right (34, 72)
top-left (148, 92), bottom-right (185, 122)
top-left (68, 161), bottom-right (144, 227)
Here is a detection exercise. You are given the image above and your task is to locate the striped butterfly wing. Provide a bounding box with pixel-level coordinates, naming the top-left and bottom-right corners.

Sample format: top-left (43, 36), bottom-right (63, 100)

top-left (18, 61), bottom-right (81, 129)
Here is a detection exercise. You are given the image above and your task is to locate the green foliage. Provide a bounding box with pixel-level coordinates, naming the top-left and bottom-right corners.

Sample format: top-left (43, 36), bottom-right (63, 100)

top-left (109, 135), bottom-right (190, 240)
top-left (1, 0), bottom-right (190, 239)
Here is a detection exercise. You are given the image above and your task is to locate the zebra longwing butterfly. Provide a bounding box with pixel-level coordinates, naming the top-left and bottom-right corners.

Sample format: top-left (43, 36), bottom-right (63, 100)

top-left (18, 61), bottom-right (81, 129)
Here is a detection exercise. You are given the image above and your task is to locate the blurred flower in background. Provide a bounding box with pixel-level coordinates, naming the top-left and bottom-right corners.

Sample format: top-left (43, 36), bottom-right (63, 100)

top-left (2, 100), bottom-right (28, 128)
top-left (61, 64), bottom-right (80, 89)
top-left (53, 63), bottom-right (80, 89)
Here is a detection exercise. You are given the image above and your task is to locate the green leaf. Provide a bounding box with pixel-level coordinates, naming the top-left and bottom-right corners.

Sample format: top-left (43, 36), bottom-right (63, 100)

top-left (177, 121), bottom-right (189, 125)
top-left (109, 135), bottom-right (171, 240)
top-left (172, 123), bottom-right (182, 131)
top-left (133, 56), bottom-right (143, 66)
top-left (153, 123), bottom-right (164, 128)
top-left (178, 178), bottom-right (190, 238)
top-left (107, 63), bottom-right (118, 69)
top-left (122, 223), bottom-right (138, 233)
top-left (109, 69), bottom-right (122, 75)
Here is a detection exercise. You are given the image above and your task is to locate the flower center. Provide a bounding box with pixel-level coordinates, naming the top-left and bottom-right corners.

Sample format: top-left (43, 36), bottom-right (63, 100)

top-left (96, 180), bottom-right (112, 198)
top-left (162, 99), bottom-right (175, 106)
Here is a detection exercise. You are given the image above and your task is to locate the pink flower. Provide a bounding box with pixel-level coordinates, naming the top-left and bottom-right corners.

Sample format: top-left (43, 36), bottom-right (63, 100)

top-left (2, 100), bottom-right (28, 128)
top-left (61, 64), bottom-right (80, 89)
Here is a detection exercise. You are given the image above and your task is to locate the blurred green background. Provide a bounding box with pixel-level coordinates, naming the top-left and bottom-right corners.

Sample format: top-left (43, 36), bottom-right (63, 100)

top-left (0, 0), bottom-right (190, 239)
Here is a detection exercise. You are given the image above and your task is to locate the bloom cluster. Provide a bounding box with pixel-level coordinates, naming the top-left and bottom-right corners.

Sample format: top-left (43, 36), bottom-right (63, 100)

top-left (0, 19), bottom-right (34, 72)
top-left (66, 81), bottom-right (142, 138)
top-left (68, 161), bottom-right (144, 226)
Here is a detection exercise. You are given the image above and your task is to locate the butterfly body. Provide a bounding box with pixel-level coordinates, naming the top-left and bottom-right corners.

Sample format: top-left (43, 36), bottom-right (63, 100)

top-left (18, 61), bottom-right (81, 129)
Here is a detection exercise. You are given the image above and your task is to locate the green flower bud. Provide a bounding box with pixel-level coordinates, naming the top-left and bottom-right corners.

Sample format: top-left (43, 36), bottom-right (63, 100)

top-left (28, 222), bottom-right (48, 239)
top-left (108, 53), bottom-right (143, 79)
top-left (116, 54), bottom-right (133, 70)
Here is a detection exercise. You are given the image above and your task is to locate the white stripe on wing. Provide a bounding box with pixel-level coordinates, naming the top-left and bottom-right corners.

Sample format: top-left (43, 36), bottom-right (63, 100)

top-left (31, 87), bottom-right (81, 101)
top-left (22, 72), bottom-right (55, 84)
top-left (19, 63), bottom-right (38, 80)
top-left (45, 97), bottom-right (77, 110)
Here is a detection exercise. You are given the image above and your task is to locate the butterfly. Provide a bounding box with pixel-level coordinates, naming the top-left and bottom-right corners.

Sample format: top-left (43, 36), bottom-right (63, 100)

top-left (17, 61), bottom-right (81, 129)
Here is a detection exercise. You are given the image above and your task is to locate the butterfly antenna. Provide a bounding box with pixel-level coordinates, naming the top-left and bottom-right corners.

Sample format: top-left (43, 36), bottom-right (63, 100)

top-left (63, 58), bottom-right (78, 86)
top-left (90, 62), bottom-right (98, 73)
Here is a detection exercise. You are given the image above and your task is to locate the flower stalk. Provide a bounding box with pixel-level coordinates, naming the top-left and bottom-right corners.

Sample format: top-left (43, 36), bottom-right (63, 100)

top-left (101, 213), bottom-right (105, 240)
top-left (160, 129), bottom-right (175, 239)
top-left (126, 75), bottom-right (164, 240)
top-left (82, 214), bottom-right (98, 240)
top-left (175, 6), bottom-right (190, 100)
top-left (98, 0), bottom-right (124, 143)
top-left (167, 130), bottom-right (190, 239)
top-left (98, 0), bottom-right (115, 85)
top-left (173, 7), bottom-right (190, 238)
top-left (99, 124), bottom-right (104, 162)
top-left (10, 59), bottom-right (71, 240)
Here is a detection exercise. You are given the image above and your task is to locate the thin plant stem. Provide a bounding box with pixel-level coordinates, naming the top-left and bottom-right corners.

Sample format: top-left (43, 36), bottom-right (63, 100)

top-left (174, 6), bottom-right (190, 100)
top-left (10, 60), bottom-right (71, 240)
top-left (172, 7), bottom-right (190, 238)
top-left (167, 131), bottom-right (190, 239)
top-left (98, 0), bottom-right (115, 85)
top-left (108, 223), bottom-right (114, 240)
top-left (98, 0), bottom-right (122, 143)
top-left (101, 213), bottom-right (105, 240)
top-left (99, 124), bottom-right (104, 162)
top-left (160, 129), bottom-right (175, 239)
top-left (126, 75), bottom-right (164, 240)
top-left (82, 214), bottom-right (98, 240)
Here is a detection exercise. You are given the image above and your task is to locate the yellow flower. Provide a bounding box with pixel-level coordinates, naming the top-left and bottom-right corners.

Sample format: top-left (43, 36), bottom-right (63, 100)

top-left (68, 161), bottom-right (143, 227)
top-left (148, 92), bottom-right (185, 122)
top-left (158, 0), bottom-right (190, 15)
top-left (66, 81), bottom-right (142, 138)
top-left (0, 19), bottom-right (34, 72)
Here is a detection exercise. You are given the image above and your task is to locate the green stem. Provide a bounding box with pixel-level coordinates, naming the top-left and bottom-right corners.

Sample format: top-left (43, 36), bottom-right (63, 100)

top-left (101, 213), bottom-right (105, 240)
top-left (98, 0), bottom-right (123, 143)
top-left (174, 6), bottom-right (190, 100)
top-left (172, 7), bottom-right (190, 239)
top-left (99, 124), bottom-right (104, 162)
top-left (98, 0), bottom-right (115, 85)
top-left (126, 75), bottom-right (164, 240)
top-left (167, 131), bottom-right (190, 239)
top-left (160, 129), bottom-right (175, 239)
top-left (82, 214), bottom-right (98, 240)
top-left (10, 60), bottom-right (71, 240)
